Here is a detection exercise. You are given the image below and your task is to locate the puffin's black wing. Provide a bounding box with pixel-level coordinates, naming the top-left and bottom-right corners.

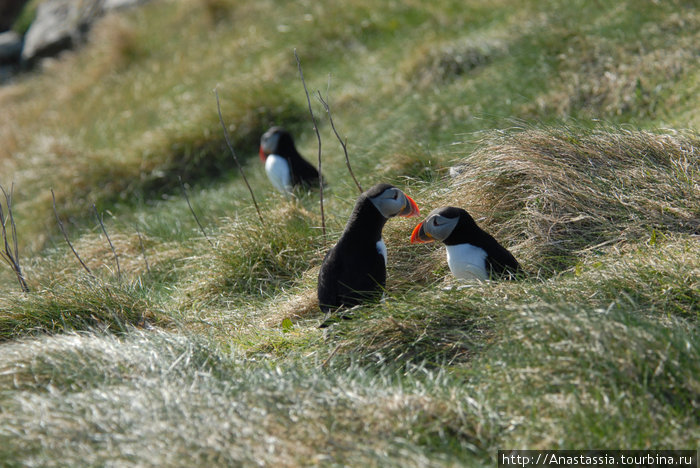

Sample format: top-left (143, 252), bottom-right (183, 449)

top-left (484, 238), bottom-right (522, 279)
top-left (288, 151), bottom-right (321, 187)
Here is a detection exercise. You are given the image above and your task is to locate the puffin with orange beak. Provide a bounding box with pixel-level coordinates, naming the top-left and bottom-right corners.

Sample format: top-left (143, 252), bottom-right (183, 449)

top-left (318, 183), bottom-right (420, 325)
top-left (411, 206), bottom-right (521, 281)
top-left (259, 126), bottom-right (321, 195)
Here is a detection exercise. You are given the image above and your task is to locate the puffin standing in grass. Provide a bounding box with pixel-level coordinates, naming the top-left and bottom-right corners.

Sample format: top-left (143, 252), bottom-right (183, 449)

top-left (259, 126), bottom-right (321, 195)
top-left (410, 206), bottom-right (521, 281)
top-left (317, 183), bottom-right (420, 326)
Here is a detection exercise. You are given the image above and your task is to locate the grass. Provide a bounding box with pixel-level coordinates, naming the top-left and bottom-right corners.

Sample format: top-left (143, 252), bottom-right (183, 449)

top-left (0, 0), bottom-right (698, 465)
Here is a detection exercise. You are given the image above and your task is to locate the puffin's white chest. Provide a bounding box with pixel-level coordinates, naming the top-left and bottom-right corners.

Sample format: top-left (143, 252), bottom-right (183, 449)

top-left (376, 239), bottom-right (387, 265)
top-left (445, 243), bottom-right (488, 281)
top-left (265, 154), bottom-right (292, 194)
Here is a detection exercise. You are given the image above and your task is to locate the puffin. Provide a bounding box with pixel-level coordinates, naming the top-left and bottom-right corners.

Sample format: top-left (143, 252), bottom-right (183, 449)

top-left (317, 183), bottom-right (420, 325)
top-left (259, 126), bottom-right (321, 194)
top-left (410, 206), bottom-right (521, 281)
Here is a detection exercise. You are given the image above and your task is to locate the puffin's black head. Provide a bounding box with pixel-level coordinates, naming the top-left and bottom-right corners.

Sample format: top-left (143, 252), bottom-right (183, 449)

top-left (259, 126), bottom-right (295, 162)
top-left (410, 206), bottom-right (477, 244)
top-left (364, 183), bottom-right (420, 219)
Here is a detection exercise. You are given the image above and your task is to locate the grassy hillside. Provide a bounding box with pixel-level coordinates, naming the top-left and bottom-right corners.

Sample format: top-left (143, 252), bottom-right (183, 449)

top-left (0, 0), bottom-right (698, 465)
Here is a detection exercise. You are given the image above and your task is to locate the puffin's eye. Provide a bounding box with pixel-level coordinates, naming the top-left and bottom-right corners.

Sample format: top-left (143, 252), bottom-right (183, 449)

top-left (391, 190), bottom-right (398, 200)
top-left (432, 218), bottom-right (439, 226)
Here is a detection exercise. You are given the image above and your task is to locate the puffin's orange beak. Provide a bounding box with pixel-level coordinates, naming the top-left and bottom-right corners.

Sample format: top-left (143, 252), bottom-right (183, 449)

top-left (410, 221), bottom-right (434, 244)
top-left (399, 194), bottom-right (420, 218)
top-left (259, 145), bottom-right (267, 163)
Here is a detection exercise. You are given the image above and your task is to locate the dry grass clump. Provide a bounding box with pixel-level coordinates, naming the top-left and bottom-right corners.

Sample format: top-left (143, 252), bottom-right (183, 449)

top-left (442, 127), bottom-right (699, 273)
top-left (553, 235), bottom-right (700, 320)
top-left (0, 280), bottom-right (165, 341)
top-left (23, 228), bottom-right (188, 293)
top-left (189, 204), bottom-right (324, 302)
top-left (399, 37), bottom-right (506, 89)
top-left (524, 11), bottom-right (700, 120)
top-left (65, 229), bottom-right (170, 279)
top-left (0, 331), bottom-right (487, 466)
top-left (320, 283), bottom-right (508, 369)
top-left (478, 302), bottom-right (700, 448)
top-left (260, 282), bottom-right (321, 328)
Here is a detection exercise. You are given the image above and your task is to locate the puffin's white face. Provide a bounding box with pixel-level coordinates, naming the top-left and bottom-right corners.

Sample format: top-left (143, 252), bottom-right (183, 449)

top-left (260, 130), bottom-right (281, 155)
top-left (410, 210), bottom-right (459, 243)
top-left (369, 187), bottom-right (420, 219)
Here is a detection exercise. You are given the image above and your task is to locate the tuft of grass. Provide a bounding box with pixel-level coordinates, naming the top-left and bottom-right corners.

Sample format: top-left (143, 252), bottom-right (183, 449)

top-left (520, 3), bottom-right (700, 121)
top-left (554, 235), bottom-right (700, 320)
top-left (0, 280), bottom-right (167, 341)
top-left (189, 203), bottom-right (324, 301)
top-left (400, 36), bottom-right (507, 90)
top-left (470, 302), bottom-right (700, 449)
top-left (323, 287), bottom-right (502, 369)
top-left (438, 127), bottom-right (699, 273)
top-left (0, 332), bottom-right (487, 466)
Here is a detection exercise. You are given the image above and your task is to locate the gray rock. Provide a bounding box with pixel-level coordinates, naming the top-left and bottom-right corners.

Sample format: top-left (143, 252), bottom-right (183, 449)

top-left (103, 0), bottom-right (147, 11)
top-left (20, 0), bottom-right (104, 66)
top-left (0, 31), bottom-right (23, 63)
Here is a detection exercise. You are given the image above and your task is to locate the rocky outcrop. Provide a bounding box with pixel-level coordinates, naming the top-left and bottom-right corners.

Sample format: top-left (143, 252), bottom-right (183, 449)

top-left (103, 0), bottom-right (148, 11)
top-left (21, 0), bottom-right (103, 66)
top-left (0, 31), bottom-right (23, 63)
top-left (19, 0), bottom-right (151, 67)
top-left (0, 31), bottom-right (22, 83)
top-left (1, 0), bottom-right (150, 80)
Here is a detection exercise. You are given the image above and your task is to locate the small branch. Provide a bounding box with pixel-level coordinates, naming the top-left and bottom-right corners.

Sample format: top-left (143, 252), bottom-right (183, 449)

top-left (214, 88), bottom-right (265, 225)
top-left (51, 189), bottom-right (94, 278)
top-left (0, 183), bottom-right (29, 292)
top-left (135, 226), bottom-right (151, 275)
top-left (178, 176), bottom-right (213, 247)
top-left (321, 343), bottom-right (342, 368)
top-left (92, 204), bottom-right (121, 281)
top-left (317, 89), bottom-right (363, 193)
top-left (295, 49), bottom-right (326, 237)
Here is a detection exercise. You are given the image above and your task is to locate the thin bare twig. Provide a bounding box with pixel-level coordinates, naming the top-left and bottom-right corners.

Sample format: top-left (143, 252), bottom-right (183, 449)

top-left (0, 183), bottom-right (29, 292)
top-left (294, 49), bottom-right (326, 236)
top-left (93, 204), bottom-right (121, 280)
top-left (178, 176), bottom-right (214, 247)
top-left (321, 343), bottom-right (342, 368)
top-left (51, 189), bottom-right (94, 278)
top-left (214, 88), bottom-right (265, 225)
top-left (135, 226), bottom-right (151, 275)
top-left (317, 89), bottom-right (363, 193)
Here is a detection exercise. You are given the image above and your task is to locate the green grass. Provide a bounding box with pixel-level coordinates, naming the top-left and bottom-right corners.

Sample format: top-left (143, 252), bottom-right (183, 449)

top-left (0, 0), bottom-right (698, 465)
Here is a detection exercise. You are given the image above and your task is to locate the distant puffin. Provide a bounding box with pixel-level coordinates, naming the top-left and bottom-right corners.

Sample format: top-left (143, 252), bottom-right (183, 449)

top-left (259, 126), bottom-right (321, 194)
top-left (410, 206), bottom-right (521, 281)
top-left (317, 183), bottom-right (420, 325)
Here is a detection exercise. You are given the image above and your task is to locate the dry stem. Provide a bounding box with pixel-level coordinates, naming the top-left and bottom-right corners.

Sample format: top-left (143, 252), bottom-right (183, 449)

top-left (51, 189), bottom-right (94, 278)
top-left (135, 225), bottom-right (151, 275)
top-left (214, 88), bottom-right (264, 225)
top-left (294, 49), bottom-right (326, 237)
top-left (317, 90), bottom-right (363, 193)
top-left (178, 176), bottom-right (213, 247)
top-left (0, 183), bottom-right (29, 292)
top-left (93, 204), bottom-right (121, 280)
